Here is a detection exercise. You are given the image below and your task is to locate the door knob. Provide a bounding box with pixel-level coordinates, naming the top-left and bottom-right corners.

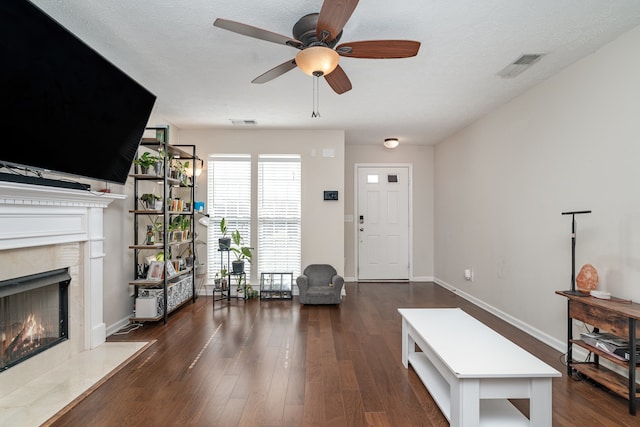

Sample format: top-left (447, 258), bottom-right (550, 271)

top-left (359, 227), bottom-right (364, 232)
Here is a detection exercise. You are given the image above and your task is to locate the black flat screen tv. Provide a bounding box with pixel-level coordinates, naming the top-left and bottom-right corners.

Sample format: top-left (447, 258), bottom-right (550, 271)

top-left (0, 0), bottom-right (156, 186)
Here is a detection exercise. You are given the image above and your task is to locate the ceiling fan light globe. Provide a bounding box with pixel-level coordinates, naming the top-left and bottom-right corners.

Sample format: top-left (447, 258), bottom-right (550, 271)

top-left (295, 47), bottom-right (339, 76)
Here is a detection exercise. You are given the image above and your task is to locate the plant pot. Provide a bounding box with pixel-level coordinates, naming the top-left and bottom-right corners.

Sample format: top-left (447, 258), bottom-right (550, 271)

top-left (232, 260), bottom-right (245, 274)
top-left (154, 161), bottom-right (164, 176)
top-left (218, 237), bottom-right (231, 250)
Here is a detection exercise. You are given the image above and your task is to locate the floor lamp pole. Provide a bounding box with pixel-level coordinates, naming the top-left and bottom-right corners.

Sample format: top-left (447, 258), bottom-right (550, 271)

top-left (562, 210), bottom-right (591, 296)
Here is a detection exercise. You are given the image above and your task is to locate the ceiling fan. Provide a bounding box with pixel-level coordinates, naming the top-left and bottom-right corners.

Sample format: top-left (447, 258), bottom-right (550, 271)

top-left (213, 0), bottom-right (421, 95)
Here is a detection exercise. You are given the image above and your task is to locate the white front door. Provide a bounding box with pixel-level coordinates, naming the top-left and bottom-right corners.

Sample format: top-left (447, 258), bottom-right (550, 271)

top-left (356, 166), bottom-right (410, 280)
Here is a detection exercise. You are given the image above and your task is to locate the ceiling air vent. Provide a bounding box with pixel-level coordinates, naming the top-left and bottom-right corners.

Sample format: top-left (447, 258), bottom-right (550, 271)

top-left (497, 54), bottom-right (544, 78)
top-left (231, 119), bottom-right (257, 126)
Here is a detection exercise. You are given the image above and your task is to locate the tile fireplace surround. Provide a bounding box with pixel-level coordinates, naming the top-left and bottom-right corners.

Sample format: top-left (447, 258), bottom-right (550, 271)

top-left (0, 180), bottom-right (125, 397)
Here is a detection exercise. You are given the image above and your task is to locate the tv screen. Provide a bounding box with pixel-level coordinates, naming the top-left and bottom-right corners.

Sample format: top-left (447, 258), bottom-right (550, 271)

top-left (0, 0), bottom-right (156, 186)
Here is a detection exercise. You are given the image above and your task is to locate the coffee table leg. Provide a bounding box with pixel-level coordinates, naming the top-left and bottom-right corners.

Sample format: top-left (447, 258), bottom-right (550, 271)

top-left (450, 377), bottom-right (480, 427)
top-left (401, 318), bottom-right (409, 368)
top-left (529, 378), bottom-right (552, 427)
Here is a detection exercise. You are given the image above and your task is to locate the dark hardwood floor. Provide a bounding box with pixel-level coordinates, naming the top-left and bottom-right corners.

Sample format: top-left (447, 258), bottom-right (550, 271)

top-left (48, 282), bottom-right (638, 426)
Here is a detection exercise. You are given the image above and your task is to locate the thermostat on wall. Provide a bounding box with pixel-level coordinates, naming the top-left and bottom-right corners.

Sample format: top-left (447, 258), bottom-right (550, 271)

top-left (324, 190), bottom-right (338, 201)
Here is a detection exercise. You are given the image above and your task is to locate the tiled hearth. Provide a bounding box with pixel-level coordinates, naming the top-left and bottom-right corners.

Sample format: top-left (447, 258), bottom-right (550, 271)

top-left (0, 340), bottom-right (150, 426)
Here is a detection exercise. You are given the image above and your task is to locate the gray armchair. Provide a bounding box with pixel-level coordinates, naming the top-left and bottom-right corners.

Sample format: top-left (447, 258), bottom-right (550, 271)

top-left (296, 264), bottom-right (344, 305)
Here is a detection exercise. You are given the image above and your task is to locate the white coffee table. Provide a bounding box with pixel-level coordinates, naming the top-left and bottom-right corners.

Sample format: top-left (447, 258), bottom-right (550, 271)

top-left (398, 308), bottom-right (561, 427)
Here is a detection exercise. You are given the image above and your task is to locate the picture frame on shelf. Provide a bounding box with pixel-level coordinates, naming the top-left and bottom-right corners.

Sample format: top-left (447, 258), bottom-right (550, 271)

top-left (165, 260), bottom-right (177, 277)
top-left (147, 261), bottom-right (164, 280)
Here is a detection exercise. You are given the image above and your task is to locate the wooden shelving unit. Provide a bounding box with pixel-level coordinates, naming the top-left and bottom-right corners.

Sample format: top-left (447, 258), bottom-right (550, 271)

top-left (556, 290), bottom-right (640, 415)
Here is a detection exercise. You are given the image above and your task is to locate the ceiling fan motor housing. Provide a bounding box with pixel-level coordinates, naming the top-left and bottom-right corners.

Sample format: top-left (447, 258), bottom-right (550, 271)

top-left (293, 13), bottom-right (342, 48)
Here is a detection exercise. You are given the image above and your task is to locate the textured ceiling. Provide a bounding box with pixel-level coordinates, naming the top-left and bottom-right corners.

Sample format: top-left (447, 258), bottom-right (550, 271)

top-left (31, 0), bottom-right (640, 146)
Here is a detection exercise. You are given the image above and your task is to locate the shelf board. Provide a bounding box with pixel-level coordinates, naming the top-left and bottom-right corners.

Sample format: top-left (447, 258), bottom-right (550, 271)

top-left (129, 244), bottom-right (164, 250)
top-left (128, 268), bottom-right (193, 286)
top-left (129, 240), bottom-right (193, 250)
top-left (129, 209), bottom-right (164, 214)
top-left (129, 278), bottom-right (163, 286)
top-left (571, 339), bottom-right (637, 367)
top-left (168, 268), bottom-right (193, 280)
top-left (129, 173), bottom-right (181, 186)
top-left (129, 173), bottom-right (164, 180)
top-left (571, 362), bottom-right (640, 399)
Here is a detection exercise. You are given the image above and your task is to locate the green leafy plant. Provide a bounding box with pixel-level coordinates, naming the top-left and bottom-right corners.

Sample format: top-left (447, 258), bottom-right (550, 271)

top-left (134, 152), bottom-right (161, 172)
top-left (218, 217), bottom-right (231, 249)
top-left (176, 160), bottom-right (190, 176)
top-left (219, 217), bottom-right (228, 238)
top-left (231, 228), bottom-right (252, 263)
top-left (140, 193), bottom-right (162, 209)
top-left (169, 215), bottom-right (190, 233)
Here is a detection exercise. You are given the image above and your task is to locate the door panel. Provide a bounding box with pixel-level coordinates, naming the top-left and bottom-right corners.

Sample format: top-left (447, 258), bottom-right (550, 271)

top-left (357, 166), bottom-right (410, 280)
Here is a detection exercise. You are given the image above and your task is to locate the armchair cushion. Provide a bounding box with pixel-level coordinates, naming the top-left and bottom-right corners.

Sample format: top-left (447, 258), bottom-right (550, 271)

top-left (296, 264), bottom-right (344, 305)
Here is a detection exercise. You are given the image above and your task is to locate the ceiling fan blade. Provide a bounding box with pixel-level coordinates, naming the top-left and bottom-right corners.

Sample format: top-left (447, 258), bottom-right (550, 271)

top-left (251, 59), bottom-right (297, 84)
top-left (324, 65), bottom-right (352, 94)
top-left (316, 0), bottom-right (359, 43)
top-left (214, 18), bottom-right (303, 49)
top-left (335, 40), bottom-right (421, 59)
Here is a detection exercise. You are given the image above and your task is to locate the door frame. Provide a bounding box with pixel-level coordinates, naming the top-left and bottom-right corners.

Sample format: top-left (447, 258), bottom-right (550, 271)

top-left (354, 163), bottom-right (413, 281)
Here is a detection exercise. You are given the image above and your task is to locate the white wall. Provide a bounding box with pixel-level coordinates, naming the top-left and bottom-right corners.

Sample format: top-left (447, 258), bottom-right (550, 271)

top-left (434, 25), bottom-right (640, 349)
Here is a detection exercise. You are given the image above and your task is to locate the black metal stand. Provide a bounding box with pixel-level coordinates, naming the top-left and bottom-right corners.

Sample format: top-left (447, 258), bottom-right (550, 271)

top-left (561, 210), bottom-right (592, 296)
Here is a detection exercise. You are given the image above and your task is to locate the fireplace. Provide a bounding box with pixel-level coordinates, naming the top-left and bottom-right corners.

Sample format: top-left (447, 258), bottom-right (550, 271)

top-left (0, 180), bottom-right (123, 398)
top-left (1, 268), bottom-right (71, 372)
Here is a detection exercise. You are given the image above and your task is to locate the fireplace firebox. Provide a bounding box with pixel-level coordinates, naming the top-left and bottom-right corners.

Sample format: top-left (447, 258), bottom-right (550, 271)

top-left (0, 268), bottom-right (70, 372)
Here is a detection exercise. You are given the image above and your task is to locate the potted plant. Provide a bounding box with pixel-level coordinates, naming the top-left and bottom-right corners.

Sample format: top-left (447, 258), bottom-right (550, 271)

top-left (140, 193), bottom-right (162, 210)
top-left (155, 148), bottom-right (167, 177)
top-left (230, 228), bottom-right (252, 274)
top-left (169, 215), bottom-right (190, 241)
top-left (218, 217), bottom-right (231, 250)
top-left (219, 267), bottom-right (228, 290)
top-left (167, 217), bottom-right (181, 241)
top-left (153, 221), bottom-right (164, 243)
top-left (134, 152), bottom-right (161, 175)
top-left (178, 215), bottom-right (191, 240)
top-left (172, 159), bottom-right (190, 186)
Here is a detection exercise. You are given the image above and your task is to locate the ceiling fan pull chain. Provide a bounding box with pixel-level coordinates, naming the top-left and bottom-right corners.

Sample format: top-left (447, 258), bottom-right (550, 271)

top-left (312, 75), bottom-right (320, 118)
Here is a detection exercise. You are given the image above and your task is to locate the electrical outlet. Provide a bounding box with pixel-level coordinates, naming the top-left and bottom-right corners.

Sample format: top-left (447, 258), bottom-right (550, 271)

top-left (464, 268), bottom-right (473, 281)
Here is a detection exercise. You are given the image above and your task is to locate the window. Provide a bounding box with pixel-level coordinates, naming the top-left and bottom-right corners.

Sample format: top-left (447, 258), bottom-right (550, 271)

top-left (206, 155), bottom-right (251, 282)
top-left (258, 155), bottom-right (301, 277)
top-left (205, 153), bottom-right (301, 286)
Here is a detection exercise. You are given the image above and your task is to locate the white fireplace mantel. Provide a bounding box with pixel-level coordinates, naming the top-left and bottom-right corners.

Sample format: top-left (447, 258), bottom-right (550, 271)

top-left (0, 180), bottom-right (126, 349)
